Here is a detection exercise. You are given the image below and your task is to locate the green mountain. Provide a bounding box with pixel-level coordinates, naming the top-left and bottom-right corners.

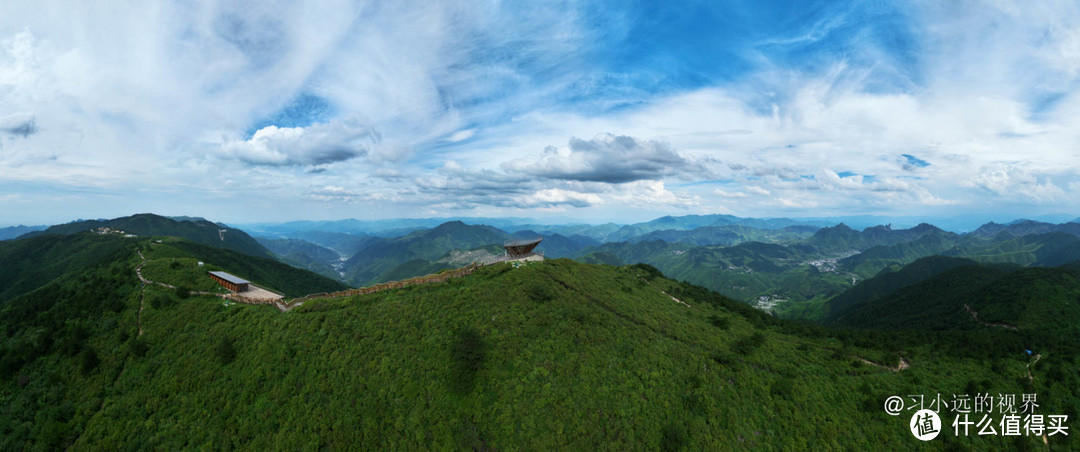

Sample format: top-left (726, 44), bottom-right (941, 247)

top-left (801, 223), bottom-right (949, 254)
top-left (825, 256), bottom-right (984, 318)
top-left (22, 213), bottom-right (275, 259)
top-left (838, 230), bottom-right (961, 277)
top-left (827, 260), bottom-right (1080, 336)
top-left (579, 240), bottom-right (856, 308)
top-left (577, 222), bottom-right (1080, 318)
top-left (3, 250), bottom-right (1076, 449)
top-left (255, 237), bottom-right (343, 281)
top-left (342, 221), bottom-right (510, 285)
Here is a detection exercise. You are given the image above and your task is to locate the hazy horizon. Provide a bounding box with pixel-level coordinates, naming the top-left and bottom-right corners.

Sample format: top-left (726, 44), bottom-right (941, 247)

top-left (5, 210), bottom-right (1079, 235)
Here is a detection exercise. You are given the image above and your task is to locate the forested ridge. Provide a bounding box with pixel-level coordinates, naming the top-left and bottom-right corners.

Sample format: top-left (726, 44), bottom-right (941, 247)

top-left (1, 232), bottom-right (1077, 449)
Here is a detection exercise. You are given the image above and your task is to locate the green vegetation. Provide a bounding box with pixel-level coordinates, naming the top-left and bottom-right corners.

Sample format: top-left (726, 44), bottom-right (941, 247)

top-left (140, 258), bottom-right (227, 293)
top-left (577, 224), bottom-right (1080, 319)
top-left (0, 233), bottom-right (133, 300)
top-left (828, 261), bottom-right (1080, 336)
top-left (152, 240), bottom-right (349, 297)
top-left (22, 213), bottom-right (275, 259)
top-left (2, 251), bottom-right (1076, 449)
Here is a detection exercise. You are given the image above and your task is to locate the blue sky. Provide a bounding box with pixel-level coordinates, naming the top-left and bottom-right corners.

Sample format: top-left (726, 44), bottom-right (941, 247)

top-left (2, 0), bottom-right (1080, 225)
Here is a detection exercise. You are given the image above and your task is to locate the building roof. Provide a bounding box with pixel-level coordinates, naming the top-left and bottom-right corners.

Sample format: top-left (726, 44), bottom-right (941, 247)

top-left (504, 237), bottom-right (542, 248)
top-left (208, 271), bottom-right (250, 285)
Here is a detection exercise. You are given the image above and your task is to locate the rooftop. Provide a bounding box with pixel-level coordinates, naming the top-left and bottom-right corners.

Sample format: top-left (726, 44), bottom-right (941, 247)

top-left (504, 237), bottom-right (542, 248)
top-left (208, 271), bottom-right (250, 285)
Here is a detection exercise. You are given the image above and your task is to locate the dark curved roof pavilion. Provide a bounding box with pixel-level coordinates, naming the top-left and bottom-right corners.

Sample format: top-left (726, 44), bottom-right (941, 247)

top-left (503, 237), bottom-right (542, 257)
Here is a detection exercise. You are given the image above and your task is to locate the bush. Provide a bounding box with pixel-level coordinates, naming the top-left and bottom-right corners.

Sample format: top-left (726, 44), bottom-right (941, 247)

top-left (176, 287), bottom-right (191, 299)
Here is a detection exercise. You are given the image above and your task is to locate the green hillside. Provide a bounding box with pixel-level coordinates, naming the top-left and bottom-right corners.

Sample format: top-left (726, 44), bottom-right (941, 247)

top-left (825, 256), bottom-right (984, 317)
top-left (0, 233), bottom-right (134, 300)
top-left (22, 213), bottom-right (275, 259)
top-left (2, 252), bottom-right (1077, 449)
top-left (827, 261), bottom-right (1080, 337)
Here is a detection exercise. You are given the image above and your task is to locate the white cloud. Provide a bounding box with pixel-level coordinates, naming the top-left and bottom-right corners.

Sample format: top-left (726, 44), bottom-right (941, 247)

top-left (218, 116), bottom-right (379, 166)
top-left (446, 128), bottom-right (476, 143)
top-left (712, 188), bottom-right (747, 198)
top-left (503, 133), bottom-right (710, 183)
top-left (520, 188), bottom-right (602, 208)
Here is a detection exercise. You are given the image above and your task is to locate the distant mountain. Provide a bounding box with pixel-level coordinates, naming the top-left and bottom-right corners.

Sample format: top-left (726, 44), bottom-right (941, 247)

top-left (255, 237), bottom-right (343, 281)
top-left (801, 223), bottom-right (946, 254)
top-left (238, 216), bottom-right (537, 237)
top-left (342, 221), bottom-right (510, 285)
top-left (602, 214), bottom-right (823, 242)
top-left (0, 225), bottom-right (46, 241)
top-left (838, 230), bottom-right (960, 277)
top-left (967, 220), bottom-right (1080, 239)
top-left (624, 224), bottom-right (817, 247)
top-left (501, 223), bottom-right (622, 242)
top-left (21, 213), bottom-right (275, 259)
top-left (578, 239), bottom-right (854, 305)
top-left (943, 232), bottom-right (1080, 267)
top-left (285, 230), bottom-right (378, 256)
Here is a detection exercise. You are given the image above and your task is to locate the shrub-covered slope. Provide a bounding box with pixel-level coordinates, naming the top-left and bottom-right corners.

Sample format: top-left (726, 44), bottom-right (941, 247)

top-left (2, 257), bottom-right (1075, 450)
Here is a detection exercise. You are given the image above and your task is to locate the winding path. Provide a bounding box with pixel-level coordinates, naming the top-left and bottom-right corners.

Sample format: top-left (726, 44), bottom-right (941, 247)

top-left (858, 356), bottom-right (910, 372)
top-left (963, 304), bottom-right (1018, 330)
